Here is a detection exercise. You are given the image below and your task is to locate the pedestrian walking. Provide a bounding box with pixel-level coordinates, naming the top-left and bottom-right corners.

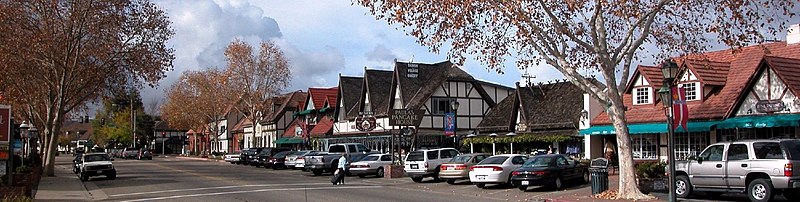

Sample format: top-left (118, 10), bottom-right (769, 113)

top-left (331, 153), bottom-right (347, 185)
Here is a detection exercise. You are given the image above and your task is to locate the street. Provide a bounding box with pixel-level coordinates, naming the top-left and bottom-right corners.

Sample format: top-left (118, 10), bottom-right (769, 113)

top-left (50, 155), bottom-right (784, 202)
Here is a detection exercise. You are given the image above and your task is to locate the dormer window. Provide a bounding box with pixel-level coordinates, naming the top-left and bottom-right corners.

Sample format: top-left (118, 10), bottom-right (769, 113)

top-left (680, 82), bottom-right (700, 101)
top-left (634, 87), bottom-right (652, 105)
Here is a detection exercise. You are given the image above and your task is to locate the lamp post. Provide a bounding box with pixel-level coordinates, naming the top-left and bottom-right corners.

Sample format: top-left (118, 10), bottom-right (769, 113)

top-left (19, 121), bottom-right (30, 167)
top-left (658, 60), bottom-right (679, 202)
top-left (506, 132), bottom-right (517, 154)
top-left (450, 100), bottom-right (460, 148)
top-left (466, 133), bottom-right (477, 153)
top-left (489, 133), bottom-right (498, 155)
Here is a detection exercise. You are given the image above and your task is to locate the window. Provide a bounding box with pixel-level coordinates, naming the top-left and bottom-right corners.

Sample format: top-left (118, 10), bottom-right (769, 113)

top-left (675, 132), bottom-right (708, 160)
top-left (407, 151), bottom-right (424, 161)
top-left (380, 155), bottom-right (392, 161)
top-left (329, 145), bottom-right (346, 153)
top-left (727, 144), bottom-right (749, 160)
top-left (479, 156), bottom-right (509, 165)
top-left (348, 145), bottom-right (357, 153)
top-left (447, 150), bottom-right (459, 159)
top-left (631, 135), bottom-right (658, 159)
top-left (431, 97), bottom-right (456, 115)
top-left (357, 144), bottom-right (369, 152)
top-left (473, 155), bottom-right (487, 163)
top-left (753, 142), bottom-right (784, 159)
top-left (700, 145), bottom-right (725, 161)
top-left (427, 150), bottom-right (439, 160)
top-left (441, 150), bottom-right (454, 158)
top-left (512, 156), bottom-right (527, 165)
top-left (681, 82), bottom-right (700, 101)
top-left (634, 87), bottom-right (651, 105)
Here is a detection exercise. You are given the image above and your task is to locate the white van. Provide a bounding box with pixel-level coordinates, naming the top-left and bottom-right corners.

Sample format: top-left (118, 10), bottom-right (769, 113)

top-left (404, 148), bottom-right (460, 182)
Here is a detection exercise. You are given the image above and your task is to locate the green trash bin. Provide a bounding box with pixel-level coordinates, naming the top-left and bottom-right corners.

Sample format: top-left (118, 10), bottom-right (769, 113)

top-left (590, 167), bottom-right (609, 194)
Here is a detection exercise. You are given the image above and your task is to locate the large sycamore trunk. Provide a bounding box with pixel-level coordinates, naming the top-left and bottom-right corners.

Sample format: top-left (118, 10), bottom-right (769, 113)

top-left (607, 90), bottom-right (651, 200)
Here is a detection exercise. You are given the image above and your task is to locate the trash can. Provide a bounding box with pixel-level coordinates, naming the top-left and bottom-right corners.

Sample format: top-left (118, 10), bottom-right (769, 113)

top-left (590, 158), bottom-right (609, 195)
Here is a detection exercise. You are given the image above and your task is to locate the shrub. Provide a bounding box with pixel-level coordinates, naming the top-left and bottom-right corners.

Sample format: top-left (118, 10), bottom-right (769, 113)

top-left (635, 161), bottom-right (666, 179)
top-left (15, 166), bottom-right (31, 173)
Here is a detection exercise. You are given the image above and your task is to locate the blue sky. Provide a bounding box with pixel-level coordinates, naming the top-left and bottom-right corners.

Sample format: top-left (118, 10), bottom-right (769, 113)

top-left (142, 0), bottom-right (568, 109)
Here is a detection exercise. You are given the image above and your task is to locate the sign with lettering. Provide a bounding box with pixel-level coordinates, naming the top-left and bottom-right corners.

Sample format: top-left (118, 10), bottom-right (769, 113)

top-left (355, 112), bottom-right (377, 132)
top-left (755, 100), bottom-right (786, 113)
top-left (0, 105), bottom-right (8, 144)
top-left (389, 109), bottom-right (425, 126)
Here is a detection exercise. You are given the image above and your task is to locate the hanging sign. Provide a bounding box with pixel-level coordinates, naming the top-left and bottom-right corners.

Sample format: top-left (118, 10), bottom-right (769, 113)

top-left (444, 112), bottom-right (455, 137)
top-left (355, 112), bottom-right (377, 132)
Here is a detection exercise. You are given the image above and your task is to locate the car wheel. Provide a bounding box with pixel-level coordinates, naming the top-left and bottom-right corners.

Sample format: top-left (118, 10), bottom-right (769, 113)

top-left (507, 174), bottom-right (516, 188)
top-left (676, 175), bottom-right (692, 198)
top-left (312, 170), bottom-right (322, 176)
top-left (475, 183), bottom-right (486, 188)
top-left (376, 167), bottom-right (384, 178)
top-left (784, 189), bottom-right (800, 201)
top-left (446, 179), bottom-right (456, 185)
top-left (107, 171), bottom-right (117, 180)
top-left (553, 177), bottom-right (563, 190)
top-left (412, 177), bottom-right (423, 183)
top-left (80, 173), bottom-right (89, 181)
top-left (582, 170), bottom-right (590, 184)
top-left (518, 185), bottom-right (528, 191)
top-left (432, 168), bottom-right (441, 181)
top-left (748, 178), bottom-right (774, 202)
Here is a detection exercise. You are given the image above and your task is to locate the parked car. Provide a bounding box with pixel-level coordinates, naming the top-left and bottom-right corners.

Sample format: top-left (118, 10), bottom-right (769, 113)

top-left (267, 150), bottom-right (294, 169)
top-left (286, 150), bottom-right (316, 169)
top-left (349, 154), bottom-right (396, 178)
top-left (439, 153), bottom-right (490, 184)
top-left (675, 139), bottom-right (800, 202)
top-left (298, 151), bottom-right (327, 171)
top-left (75, 153), bottom-right (116, 181)
top-left (240, 147), bottom-right (264, 165)
top-left (469, 154), bottom-right (528, 188)
top-left (510, 154), bottom-right (588, 191)
top-left (122, 148), bottom-right (139, 159)
top-left (404, 148), bottom-right (460, 182)
top-left (305, 143), bottom-right (378, 176)
top-left (224, 152), bottom-right (241, 164)
top-left (253, 147), bottom-right (292, 167)
top-left (137, 149), bottom-right (152, 160)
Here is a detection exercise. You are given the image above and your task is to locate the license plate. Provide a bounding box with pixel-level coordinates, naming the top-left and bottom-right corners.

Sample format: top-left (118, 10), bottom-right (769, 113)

top-left (521, 181), bottom-right (529, 185)
top-left (477, 175), bottom-right (486, 180)
top-left (411, 164), bottom-right (418, 169)
top-left (447, 167), bottom-right (454, 170)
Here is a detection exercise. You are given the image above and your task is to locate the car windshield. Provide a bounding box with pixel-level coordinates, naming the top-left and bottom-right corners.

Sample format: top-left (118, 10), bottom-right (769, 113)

top-left (450, 155), bottom-right (472, 163)
top-left (781, 140), bottom-right (800, 160)
top-left (329, 145), bottom-right (346, 153)
top-left (522, 156), bottom-right (555, 168)
top-left (274, 151), bottom-right (291, 158)
top-left (361, 156), bottom-right (379, 161)
top-left (407, 151), bottom-right (425, 161)
top-left (478, 156), bottom-right (508, 165)
top-left (84, 154), bottom-right (110, 162)
top-left (259, 149), bottom-right (272, 155)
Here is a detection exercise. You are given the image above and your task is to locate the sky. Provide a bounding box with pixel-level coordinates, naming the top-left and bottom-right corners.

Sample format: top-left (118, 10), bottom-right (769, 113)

top-left (141, 0), bottom-right (567, 111)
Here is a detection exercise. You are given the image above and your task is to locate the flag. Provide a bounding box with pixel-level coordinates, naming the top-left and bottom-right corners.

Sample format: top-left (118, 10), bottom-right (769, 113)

top-left (672, 87), bottom-right (689, 131)
top-left (444, 112), bottom-right (455, 137)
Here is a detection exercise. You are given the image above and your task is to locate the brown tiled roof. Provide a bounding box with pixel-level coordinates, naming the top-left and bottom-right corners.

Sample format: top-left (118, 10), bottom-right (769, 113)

top-left (364, 70), bottom-right (394, 116)
top-left (394, 61), bottom-right (495, 110)
top-left (231, 118), bottom-right (252, 133)
top-left (592, 42), bottom-right (800, 125)
top-left (265, 91), bottom-right (306, 123)
top-left (519, 81), bottom-right (585, 131)
top-left (337, 76), bottom-right (363, 120)
top-left (60, 120), bottom-right (93, 140)
top-left (763, 56), bottom-right (800, 98)
top-left (683, 59), bottom-right (730, 86)
top-left (476, 91), bottom-right (518, 132)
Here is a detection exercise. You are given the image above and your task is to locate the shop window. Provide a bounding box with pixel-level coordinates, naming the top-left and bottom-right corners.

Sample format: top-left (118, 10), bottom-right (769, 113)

top-left (631, 135), bottom-right (658, 159)
top-left (674, 132), bottom-right (708, 160)
top-left (634, 87), bottom-right (651, 105)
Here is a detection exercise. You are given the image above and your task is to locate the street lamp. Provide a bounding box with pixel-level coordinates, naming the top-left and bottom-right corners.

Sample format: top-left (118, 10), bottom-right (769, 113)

top-left (489, 133), bottom-right (498, 155)
top-left (19, 121), bottom-right (30, 167)
top-left (658, 59), bottom-right (679, 202)
top-left (466, 132), bottom-right (477, 153)
top-left (450, 100), bottom-right (460, 148)
top-left (506, 132), bottom-right (517, 154)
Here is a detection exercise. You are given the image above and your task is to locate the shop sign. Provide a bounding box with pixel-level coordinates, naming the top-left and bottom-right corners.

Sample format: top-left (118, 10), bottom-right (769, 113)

top-left (356, 111), bottom-right (377, 132)
top-left (755, 100), bottom-right (785, 113)
top-left (0, 105), bottom-right (9, 143)
top-left (444, 112), bottom-right (455, 137)
top-left (389, 109), bottom-right (425, 126)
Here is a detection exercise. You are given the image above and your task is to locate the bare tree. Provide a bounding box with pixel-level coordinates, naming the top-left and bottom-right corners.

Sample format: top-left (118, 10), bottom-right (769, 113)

top-left (224, 39), bottom-right (291, 146)
top-left (355, 0), bottom-right (795, 199)
top-left (0, 0), bottom-right (174, 176)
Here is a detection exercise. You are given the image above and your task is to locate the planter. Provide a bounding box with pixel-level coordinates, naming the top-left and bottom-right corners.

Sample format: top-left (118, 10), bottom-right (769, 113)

top-left (383, 165), bottom-right (404, 179)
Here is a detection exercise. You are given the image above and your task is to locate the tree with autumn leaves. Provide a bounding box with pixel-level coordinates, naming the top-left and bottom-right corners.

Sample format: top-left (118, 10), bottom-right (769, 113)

top-left (0, 0), bottom-right (174, 176)
top-left (161, 39), bottom-right (291, 155)
top-left (356, 0), bottom-right (796, 199)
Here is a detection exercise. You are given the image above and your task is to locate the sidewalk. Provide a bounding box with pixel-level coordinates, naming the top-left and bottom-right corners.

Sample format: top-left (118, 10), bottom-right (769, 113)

top-left (34, 157), bottom-right (92, 201)
top-left (543, 174), bottom-right (667, 202)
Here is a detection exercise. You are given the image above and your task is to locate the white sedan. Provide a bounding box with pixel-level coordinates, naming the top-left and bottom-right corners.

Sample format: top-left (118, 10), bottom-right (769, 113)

top-left (468, 154), bottom-right (528, 188)
top-left (224, 153), bottom-right (241, 164)
top-left (349, 154), bottom-right (396, 178)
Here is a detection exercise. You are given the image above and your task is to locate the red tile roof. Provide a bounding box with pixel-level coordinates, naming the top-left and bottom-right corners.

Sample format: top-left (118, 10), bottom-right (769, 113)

top-left (593, 42), bottom-right (800, 125)
top-left (763, 56), bottom-right (800, 99)
top-left (624, 65), bottom-right (662, 93)
top-left (281, 119), bottom-right (302, 138)
top-left (683, 59), bottom-right (730, 86)
top-left (309, 116), bottom-right (333, 137)
top-left (307, 87), bottom-right (339, 109)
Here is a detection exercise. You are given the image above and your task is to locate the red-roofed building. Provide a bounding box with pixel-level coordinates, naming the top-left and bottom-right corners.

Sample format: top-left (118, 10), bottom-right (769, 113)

top-left (582, 40), bottom-right (800, 162)
top-left (280, 87), bottom-right (338, 150)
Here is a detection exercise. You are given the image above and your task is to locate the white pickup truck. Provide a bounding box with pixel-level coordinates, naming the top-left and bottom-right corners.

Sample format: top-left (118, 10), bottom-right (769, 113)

top-left (304, 143), bottom-right (379, 176)
top-left (675, 139), bottom-right (800, 202)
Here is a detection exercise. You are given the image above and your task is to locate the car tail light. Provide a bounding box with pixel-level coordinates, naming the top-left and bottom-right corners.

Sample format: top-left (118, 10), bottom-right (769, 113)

top-left (424, 162), bottom-right (428, 168)
top-left (470, 165), bottom-right (503, 171)
top-left (786, 163), bottom-right (793, 177)
top-left (454, 164), bottom-right (467, 170)
top-left (532, 171), bottom-right (549, 175)
top-left (492, 166), bottom-right (503, 171)
top-left (297, 156), bottom-right (304, 160)
top-left (441, 165), bottom-right (448, 170)
top-left (512, 171), bottom-right (521, 176)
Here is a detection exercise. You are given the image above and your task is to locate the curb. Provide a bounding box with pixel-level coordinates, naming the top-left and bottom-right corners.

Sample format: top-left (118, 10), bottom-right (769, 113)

top-left (175, 156), bottom-right (226, 163)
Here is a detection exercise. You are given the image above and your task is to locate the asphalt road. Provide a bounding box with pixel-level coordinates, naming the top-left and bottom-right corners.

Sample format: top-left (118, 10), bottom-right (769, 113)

top-left (71, 156), bottom-right (788, 202)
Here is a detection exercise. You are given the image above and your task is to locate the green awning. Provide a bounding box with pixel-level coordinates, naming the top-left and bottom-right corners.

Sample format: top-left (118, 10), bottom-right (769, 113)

top-left (319, 107), bottom-right (330, 113)
top-left (716, 114), bottom-right (800, 129)
top-left (275, 137), bottom-right (303, 144)
top-left (580, 121), bottom-right (721, 135)
top-left (294, 109), bottom-right (315, 116)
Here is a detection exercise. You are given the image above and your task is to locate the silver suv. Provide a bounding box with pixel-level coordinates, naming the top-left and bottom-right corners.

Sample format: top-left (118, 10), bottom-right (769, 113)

top-left (404, 148), bottom-right (460, 182)
top-left (675, 139), bottom-right (800, 202)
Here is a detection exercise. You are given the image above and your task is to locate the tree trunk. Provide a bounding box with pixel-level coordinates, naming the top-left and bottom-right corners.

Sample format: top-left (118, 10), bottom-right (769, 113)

top-left (607, 93), bottom-right (652, 200)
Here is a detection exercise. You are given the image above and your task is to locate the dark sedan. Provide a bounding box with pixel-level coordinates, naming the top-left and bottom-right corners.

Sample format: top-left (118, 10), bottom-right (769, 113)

top-left (267, 150), bottom-right (294, 170)
top-left (510, 154), bottom-right (589, 191)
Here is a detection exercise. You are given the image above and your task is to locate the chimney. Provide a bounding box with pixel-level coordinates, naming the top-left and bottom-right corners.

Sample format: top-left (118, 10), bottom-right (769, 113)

top-left (789, 24), bottom-right (800, 44)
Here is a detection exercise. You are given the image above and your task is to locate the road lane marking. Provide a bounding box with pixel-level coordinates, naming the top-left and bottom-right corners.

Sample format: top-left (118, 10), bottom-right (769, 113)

top-left (116, 185), bottom-right (383, 202)
top-left (108, 183), bottom-right (333, 197)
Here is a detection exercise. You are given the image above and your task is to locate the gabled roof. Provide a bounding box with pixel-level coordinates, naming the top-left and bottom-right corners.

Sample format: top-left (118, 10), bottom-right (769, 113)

top-left (264, 91), bottom-right (306, 123)
top-left (337, 76), bottom-right (363, 120)
top-left (393, 61), bottom-right (495, 109)
top-left (478, 81), bottom-right (587, 132)
top-left (309, 115), bottom-right (333, 137)
top-left (307, 87), bottom-right (338, 109)
top-left (231, 118), bottom-right (252, 133)
top-left (592, 42), bottom-right (800, 125)
top-left (762, 56), bottom-right (800, 97)
top-left (625, 65), bottom-right (662, 93)
top-left (363, 69), bottom-right (394, 116)
top-left (61, 120), bottom-right (93, 140)
top-left (682, 59), bottom-right (730, 86)
top-left (476, 91), bottom-right (518, 132)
